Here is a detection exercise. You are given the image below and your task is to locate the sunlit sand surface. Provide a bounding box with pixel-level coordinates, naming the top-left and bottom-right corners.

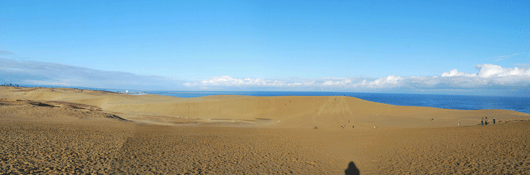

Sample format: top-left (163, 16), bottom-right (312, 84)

top-left (1, 86), bottom-right (529, 174)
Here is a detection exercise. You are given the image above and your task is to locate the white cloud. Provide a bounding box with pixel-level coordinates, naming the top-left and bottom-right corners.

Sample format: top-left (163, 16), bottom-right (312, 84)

top-left (188, 75), bottom-right (405, 89)
top-left (442, 64), bottom-right (530, 78)
top-left (200, 76), bottom-right (280, 86)
top-left (352, 75), bottom-right (405, 88)
top-left (322, 77), bottom-right (353, 86)
top-left (185, 75), bottom-right (318, 87)
top-left (427, 64), bottom-right (530, 88)
top-left (186, 64), bottom-right (530, 90)
top-left (479, 64), bottom-right (530, 77)
top-left (183, 82), bottom-right (198, 87)
top-left (441, 69), bottom-right (477, 77)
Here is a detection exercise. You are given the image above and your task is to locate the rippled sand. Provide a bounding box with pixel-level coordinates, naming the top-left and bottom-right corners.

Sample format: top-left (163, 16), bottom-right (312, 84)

top-left (1, 86), bottom-right (529, 174)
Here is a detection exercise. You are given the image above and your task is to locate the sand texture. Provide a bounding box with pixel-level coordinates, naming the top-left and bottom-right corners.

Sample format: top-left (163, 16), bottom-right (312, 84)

top-left (1, 86), bottom-right (530, 174)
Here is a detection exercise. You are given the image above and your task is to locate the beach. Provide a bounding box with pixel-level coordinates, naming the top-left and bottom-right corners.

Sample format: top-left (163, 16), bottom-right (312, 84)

top-left (1, 86), bottom-right (529, 174)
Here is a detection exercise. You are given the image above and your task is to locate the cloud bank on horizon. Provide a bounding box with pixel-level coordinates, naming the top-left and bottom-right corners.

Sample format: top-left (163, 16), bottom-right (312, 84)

top-left (0, 58), bottom-right (185, 90)
top-left (183, 64), bottom-right (530, 90)
top-left (1, 57), bottom-right (529, 96)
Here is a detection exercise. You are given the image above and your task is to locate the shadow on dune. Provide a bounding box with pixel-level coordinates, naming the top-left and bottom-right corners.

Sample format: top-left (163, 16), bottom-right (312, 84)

top-left (345, 161), bottom-right (360, 175)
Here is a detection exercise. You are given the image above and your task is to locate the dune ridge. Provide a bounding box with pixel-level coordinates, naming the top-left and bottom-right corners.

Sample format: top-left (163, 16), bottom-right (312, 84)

top-left (1, 86), bottom-right (528, 129)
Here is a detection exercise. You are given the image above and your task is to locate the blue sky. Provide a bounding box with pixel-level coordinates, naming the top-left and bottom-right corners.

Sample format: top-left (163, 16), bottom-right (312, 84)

top-left (1, 0), bottom-right (529, 96)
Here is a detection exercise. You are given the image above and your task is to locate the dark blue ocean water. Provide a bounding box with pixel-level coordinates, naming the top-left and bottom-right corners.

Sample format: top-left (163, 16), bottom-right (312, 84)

top-left (146, 91), bottom-right (530, 115)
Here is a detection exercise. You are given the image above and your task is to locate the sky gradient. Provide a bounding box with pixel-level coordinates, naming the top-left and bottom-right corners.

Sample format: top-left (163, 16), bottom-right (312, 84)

top-left (1, 0), bottom-right (529, 96)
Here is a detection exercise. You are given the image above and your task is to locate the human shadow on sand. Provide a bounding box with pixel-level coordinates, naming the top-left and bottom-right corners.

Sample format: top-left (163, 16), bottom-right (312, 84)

top-left (344, 161), bottom-right (360, 175)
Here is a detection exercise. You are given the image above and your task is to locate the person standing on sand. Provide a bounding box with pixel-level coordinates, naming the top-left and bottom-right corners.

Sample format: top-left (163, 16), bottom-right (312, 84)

top-left (493, 118), bottom-right (496, 124)
top-left (458, 122), bottom-right (460, 127)
top-left (481, 118), bottom-right (484, 126)
top-left (485, 117), bottom-right (488, 125)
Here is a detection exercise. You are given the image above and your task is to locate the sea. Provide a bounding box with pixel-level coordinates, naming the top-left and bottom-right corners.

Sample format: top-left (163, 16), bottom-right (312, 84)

top-left (145, 91), bottom-right (530, 115)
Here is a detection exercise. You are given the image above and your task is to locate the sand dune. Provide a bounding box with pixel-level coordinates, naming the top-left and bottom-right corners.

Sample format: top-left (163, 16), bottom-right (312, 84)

top-left (1, 86), bottom-right (527, 129)
top-left (1, 86), bottom-right (530, 174)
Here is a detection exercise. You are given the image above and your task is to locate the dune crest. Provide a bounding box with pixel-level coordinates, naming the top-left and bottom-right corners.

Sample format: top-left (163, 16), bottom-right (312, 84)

top-left (2, 86), bottom-right (528, 129)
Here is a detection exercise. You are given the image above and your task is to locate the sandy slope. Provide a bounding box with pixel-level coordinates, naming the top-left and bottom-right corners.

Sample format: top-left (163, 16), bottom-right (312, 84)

top-left (1, 86), bottom-right (530, 174)
top-left (1, 87), bottom-right (527, 129)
